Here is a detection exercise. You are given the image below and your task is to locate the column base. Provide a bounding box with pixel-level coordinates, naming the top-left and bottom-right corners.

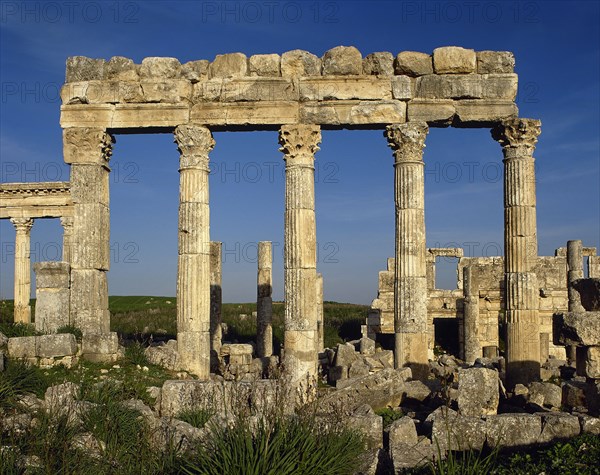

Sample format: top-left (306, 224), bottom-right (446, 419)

top-left (395, 332), bottom-right (429, 381)
top-left (178, 330), bottom-right (211, 380)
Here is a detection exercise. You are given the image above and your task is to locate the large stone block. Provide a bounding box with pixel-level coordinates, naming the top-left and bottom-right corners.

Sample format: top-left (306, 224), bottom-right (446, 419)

top-left (139, 57), bottom-right (181, 79)
top-left (221, 78), bottom-right (297, 102)
top-left (60, 104), bottom-right (115, 128)
top-left (391, 437), bottom-right (435, 471)
top-left (248, 54), bottom-right (281, 77)
top-left (482, 74), bottom-right (518, 100)
top-left (36, 334), bottom-right (77, 358)
top-left (181, 60), bottom-right (210, 83)
top-left (111, 103), bottom-right (190, 128)
top-left (416, 74), bottom-right (483, 99)
top-left (82, 332), bottom-right (119, 354)
top-left (485, 414), bottom-right (542, 448)
top-left (455, 100), bottom-right (518, 125)
top-left (457, 367), bottom-right (499, 417)
top-left (209, 53), bottom-right (248, 79)
top-left (66, 56), bottom-right (105, 82)
top-left (558, 311), bottom-right (600, 346)
top-left (139, 80), bottom-right (192, 103)
top-left (322, 46), bottom-right (362, 75)
top-left (35, 288), bottom-right (70, 333)
top-left (299, 77), bottom-right (392, 101)
top-left (281, 50), bottom-right (321, 77)
top-left (362, 52), bottom-right (394, 76)
top-left (433, 47), bottom-right (477, 74)
top-left (191, 101), bottom-right (298, 125)
top-left (407, 99), bottom-right (455, 125)
top-left (347, 414), bottom-right (383, 449)
top-left (34, 262), bottom-right (70, 289)
top-left (8, 336), bottom-right (37, 358)
top-left (429, 407), bottom-right (487, 452)
top-left (388, 416), bottom-right (418, 447)
top-left (538, 413), bottom-right (580, 444)
top-left (394, 52), bottom-right (433, 77)
top-left (105, 56), bottom-right (138, 81)
top-left (477, 51), bottom-right (515, 74)
top-left (391, 76), bottom-right (413, 100)
top-left (300, 100), bottom-right (405, 126)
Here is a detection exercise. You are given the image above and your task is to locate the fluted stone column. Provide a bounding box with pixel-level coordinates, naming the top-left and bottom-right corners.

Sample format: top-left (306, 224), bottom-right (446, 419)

top-left (316, 273), bottom-right (324, 352)
top-left (11, 217), bottom-right (33, 323)
top-left (463, 265), bottom-right (480, 364)
top-left (60, 216), bottom-right (73, 263)
top-left (210, 241), bottom-right (222, 363)
top-left (385, 122), bottom-right (429, 380)
top-left (63, 128), bottom-right (113, 335)
top-left (279, 125), bottom-right (321, 398)
top-left (174, 125), bottom-right (214, 379)
top-left (257, 241), bottom-right (273, 358)
top-left (492, 118), bottom-right (542, 387)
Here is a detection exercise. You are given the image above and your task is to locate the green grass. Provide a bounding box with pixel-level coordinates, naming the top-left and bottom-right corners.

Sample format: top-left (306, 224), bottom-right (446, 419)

top-left (375, 407), bottom-right (404, 428)
top-left (177, 408), bottom-right (213, 429)
top-left (0, 360), bottom-right (48, 410)
top-left (183, 414), bottom-right (366, 475)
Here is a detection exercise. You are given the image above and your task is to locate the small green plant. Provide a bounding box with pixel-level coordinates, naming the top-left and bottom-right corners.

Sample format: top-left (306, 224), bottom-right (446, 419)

top-left (183, 414), bottom-right (366, 475)
top-left (124, 341), bottom-right (149, 366)
top-left (56, 325), bottom-right (83, 341)
top-left (375, 407), bottom-right (404, 428)
top-left (177, 408), bottom-right (213, 429)
top-left (0, 322), bottom-right (39, 338)
top-left (0, 360), bottom-right (47, 409)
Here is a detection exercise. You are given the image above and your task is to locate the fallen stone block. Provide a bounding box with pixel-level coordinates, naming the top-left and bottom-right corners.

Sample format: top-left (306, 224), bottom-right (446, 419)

top-left (457, 367), bottom-right (499, 417)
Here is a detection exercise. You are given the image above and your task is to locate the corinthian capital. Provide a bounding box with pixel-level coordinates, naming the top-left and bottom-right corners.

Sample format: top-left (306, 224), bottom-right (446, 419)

top-left (385, 122), bottom-right (429, 161)
top-left (10, 217), bottom-right (33, 234)
top-left (63, 128), bottom-right (114, 165)
top-left (279, 125), bottom-right (321, 162)
top-left (491, 118), bottom-right (541, 151)
top-left (174, 125), bottom-right (215, 168)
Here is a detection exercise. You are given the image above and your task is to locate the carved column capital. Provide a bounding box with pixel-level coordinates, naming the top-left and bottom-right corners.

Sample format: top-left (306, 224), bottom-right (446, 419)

top-left (491, 118), bottom-right (541, 155)
top-left (279, 125), bottom-right (321, 163)
top-left (63, 128), bottom-right (114, 165)
top-left (174, 125), bottom-right (215, 169)
top-left (385, 122), bottom-right (429, 162)
top-left (10, 217), bottom-right (33, 235)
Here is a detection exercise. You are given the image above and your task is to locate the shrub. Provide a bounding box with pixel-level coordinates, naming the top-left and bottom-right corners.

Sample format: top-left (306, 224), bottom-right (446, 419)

top-left (183, 414), bottom-right (365, 475)
top-left (177, 408), bottom-right (213, 429)
top-left (0, 360), bottom-right (47, 410)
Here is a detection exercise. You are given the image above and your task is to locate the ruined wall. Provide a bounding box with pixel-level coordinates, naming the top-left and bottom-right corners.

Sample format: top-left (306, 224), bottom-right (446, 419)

top-left (367, 249), bottom-right (598, 360)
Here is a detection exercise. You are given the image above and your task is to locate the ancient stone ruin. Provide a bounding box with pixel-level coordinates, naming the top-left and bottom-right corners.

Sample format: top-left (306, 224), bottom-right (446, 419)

top-left (1, 46), bottom-right (599, 471)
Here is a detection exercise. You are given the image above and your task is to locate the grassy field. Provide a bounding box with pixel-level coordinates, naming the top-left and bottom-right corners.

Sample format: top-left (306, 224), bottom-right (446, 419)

top-left (0, 297), bottom-right (369, 351)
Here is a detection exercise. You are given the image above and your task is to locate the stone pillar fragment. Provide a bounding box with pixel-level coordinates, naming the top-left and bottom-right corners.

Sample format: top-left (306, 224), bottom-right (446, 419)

top-left (279, 124), bottom-right (321, 399)
top-left (385, 122), bottom-right (429, 380)
top-left (257, 241), bottom-right (273, 358)
top-left (567, 240), bottom-right (584, 312)
top-left (10, 218), bottom-right (33, 323)
top-left (492, 118), bottom-right (542, 387)
top-left (210, 241), bottom-right (222, 362)
top-left (463, 265), bottom-right (480, 364)
top-left (60, 216), bottom-right (73, 263)
top-left (316, 273), bottom-right (324, 352)
top-left (33, 261), bottom-right (70, 333)
top-left (63, 128), bottom-right (113, 334)
top-left (174, 125), bottom-right (214, 379)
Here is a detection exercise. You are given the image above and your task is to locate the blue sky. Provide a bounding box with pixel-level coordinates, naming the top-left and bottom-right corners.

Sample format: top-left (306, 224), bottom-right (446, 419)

top-left (1, 0), bottom-right (599, 304)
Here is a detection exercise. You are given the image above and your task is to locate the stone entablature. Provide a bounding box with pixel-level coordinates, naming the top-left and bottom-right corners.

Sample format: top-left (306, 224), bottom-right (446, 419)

top-left (60, 46), bottom-right (518, 130)
top-left (0, 182), bottom-right (73, 219)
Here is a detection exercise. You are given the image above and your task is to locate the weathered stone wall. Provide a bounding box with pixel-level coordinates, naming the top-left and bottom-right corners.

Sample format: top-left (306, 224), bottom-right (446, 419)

top-left (60, 46), bottom-right (518, 130)
top-left (33, 261), bottom-right (71, 333)
top-left (367, 248), bottom-right (598, 360)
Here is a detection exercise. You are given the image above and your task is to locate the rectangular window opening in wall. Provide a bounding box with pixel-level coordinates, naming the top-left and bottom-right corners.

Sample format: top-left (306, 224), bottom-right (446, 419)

top-left (434, 256), bottom-right (460, 290)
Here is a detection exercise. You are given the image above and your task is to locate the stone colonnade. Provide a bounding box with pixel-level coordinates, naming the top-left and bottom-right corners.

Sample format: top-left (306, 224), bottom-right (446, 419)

top-left (53, 118), bottom-right (541, 389)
